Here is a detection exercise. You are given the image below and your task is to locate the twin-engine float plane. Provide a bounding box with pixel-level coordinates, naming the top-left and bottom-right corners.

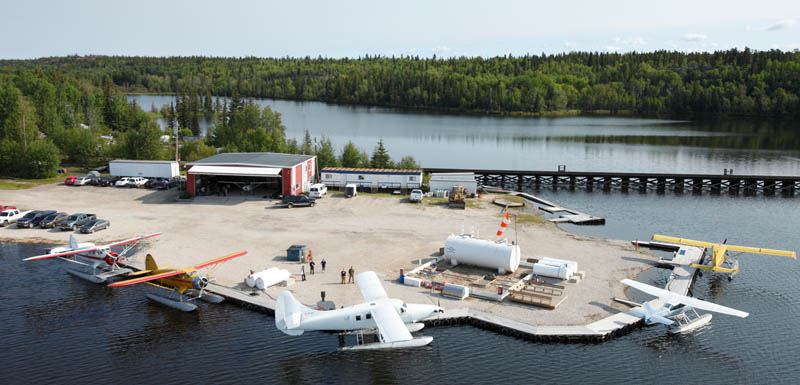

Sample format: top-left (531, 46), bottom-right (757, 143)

top-left (652, 234), bottom-right (796, 280)
top-left (108, 251), bottom-right (247, 312)
top-left (276, 271), bottom-right (444, 350)
top-left (622, 279), bottom-right (748, 334)
top-left (23, 232), bottom-right (162, 283)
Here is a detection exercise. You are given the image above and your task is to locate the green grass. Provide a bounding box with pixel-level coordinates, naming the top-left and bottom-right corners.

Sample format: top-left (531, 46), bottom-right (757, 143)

top-left (513, 212), bottom-right (547, 225)
top-left (0, 167), bottom-right (85, 190)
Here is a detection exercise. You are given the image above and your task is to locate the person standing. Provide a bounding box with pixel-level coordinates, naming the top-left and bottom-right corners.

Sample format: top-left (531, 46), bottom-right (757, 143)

top-left (321, 259), bottom-right (326, 272)
top-left (301, 265), bottom-right (306, 281)
top-left (348, 266), bottom-right (355, 284)
top-left (340, 269), bottom-right (346, 284)
top-left (309, 260), bottom-right (315, 275)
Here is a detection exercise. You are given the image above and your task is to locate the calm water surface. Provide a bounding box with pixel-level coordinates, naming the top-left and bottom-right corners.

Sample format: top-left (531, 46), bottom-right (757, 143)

top-left (2, 97), bottom-right (799, 383)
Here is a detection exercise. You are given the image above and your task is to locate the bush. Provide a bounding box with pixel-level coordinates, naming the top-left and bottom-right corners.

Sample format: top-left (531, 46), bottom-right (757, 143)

top-left (0, 139), bottom-right (60, 178)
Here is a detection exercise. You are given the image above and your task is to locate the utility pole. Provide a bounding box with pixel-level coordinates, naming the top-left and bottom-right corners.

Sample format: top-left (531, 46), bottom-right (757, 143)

top-left (22, 113), bottom-right (27, 152)
top-left (174, 118), bottom-right (179, 162)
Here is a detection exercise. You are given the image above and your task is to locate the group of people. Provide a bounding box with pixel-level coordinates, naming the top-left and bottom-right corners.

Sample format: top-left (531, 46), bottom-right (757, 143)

top-left (299, 259), bottom-right (355, 284)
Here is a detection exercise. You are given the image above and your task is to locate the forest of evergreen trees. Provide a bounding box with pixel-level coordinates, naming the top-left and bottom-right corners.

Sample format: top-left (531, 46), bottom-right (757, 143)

top-left (3, 48), bottom-right (799, 118)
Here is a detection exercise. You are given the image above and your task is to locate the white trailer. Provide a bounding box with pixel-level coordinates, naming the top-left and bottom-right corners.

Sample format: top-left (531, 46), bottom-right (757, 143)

top-left (321, 168), bottom-right (422, 190)
top-left (109, 160), bottom-right (180, 179)
top-left (429, 173), bottom-right (478, 195)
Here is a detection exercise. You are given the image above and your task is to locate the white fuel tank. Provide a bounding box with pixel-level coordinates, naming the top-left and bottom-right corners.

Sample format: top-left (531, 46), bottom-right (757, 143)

top-left (246, 267), bottom-right (279, 288)
top-left (444, 234), bottom-right (520, 274)
top-left (256, 268), bottom-right (291, 289)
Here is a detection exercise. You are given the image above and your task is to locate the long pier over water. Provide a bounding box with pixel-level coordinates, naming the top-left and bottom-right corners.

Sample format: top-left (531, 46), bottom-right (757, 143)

top-left (424, 168), bottom-right (800, 196)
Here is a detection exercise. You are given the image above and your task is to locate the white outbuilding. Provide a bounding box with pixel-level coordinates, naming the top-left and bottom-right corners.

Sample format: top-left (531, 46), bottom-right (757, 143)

top-left (429, 172), bottom-right (478, 195)
top-left (321, 168), bottom-right (423, 191)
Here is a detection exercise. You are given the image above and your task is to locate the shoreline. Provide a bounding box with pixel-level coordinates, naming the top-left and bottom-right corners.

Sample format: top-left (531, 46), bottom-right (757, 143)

top-left (1, 182), bottom-right (658, 327)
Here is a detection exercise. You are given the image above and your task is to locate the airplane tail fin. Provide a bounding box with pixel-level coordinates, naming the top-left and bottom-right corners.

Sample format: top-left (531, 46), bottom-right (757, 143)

top-left (69, 234), bottom-right (78, 250)
top-left (641, 302), bottom-right (674, 326)
top-left (275, 291), bottom-right (316, 336)
top-left (145, 254), bottom-right (158, 271)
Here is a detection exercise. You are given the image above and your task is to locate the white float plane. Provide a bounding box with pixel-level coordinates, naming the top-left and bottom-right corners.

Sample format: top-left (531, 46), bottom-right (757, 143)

top-left (621, 279), bottom-right (749, 334)
top-left (23, 232), bottom-right (161, 282)
top-left (276, 271), bottom-right (444, 350)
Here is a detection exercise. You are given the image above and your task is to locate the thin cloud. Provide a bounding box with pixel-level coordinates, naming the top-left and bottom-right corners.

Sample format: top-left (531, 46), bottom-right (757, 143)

top-left (564, 41), bottom-right (576, 48)
top-left (681, 33), bottom-right (707, 41)
top-left (747, 18), bottom-right (796, 31)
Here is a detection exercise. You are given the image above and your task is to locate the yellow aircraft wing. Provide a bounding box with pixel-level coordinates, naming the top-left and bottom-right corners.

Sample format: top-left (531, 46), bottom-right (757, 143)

top-left (193, 251), bottom-right (248, 270)
top-left (651, 235), bottom-right (718, 248)
top-left (723, 245), bottom-right (796, 259)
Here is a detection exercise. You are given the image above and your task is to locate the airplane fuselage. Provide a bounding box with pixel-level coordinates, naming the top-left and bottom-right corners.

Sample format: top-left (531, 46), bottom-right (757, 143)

top-left (298, 298), bottom-right (441, 332)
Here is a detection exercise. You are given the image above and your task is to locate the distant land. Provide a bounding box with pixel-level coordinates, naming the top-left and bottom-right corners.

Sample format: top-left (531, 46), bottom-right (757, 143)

top-left (2, 49), bottom-right (799, 119)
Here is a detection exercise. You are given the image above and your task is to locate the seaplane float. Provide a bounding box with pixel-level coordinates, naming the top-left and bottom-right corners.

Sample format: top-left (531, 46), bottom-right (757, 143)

top-left (276, 271), bottom-right (444, 350)
top-left (621, 279), bottom-right (748, 334)
top-left (23, 233), bottom-right (162, 283)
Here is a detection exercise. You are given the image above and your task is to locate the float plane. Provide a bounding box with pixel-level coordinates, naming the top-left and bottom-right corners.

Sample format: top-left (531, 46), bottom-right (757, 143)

top-left (276, 271), bottom-right (444, 350)
top-left (23, 232), bottom-right (162, 283)
top-left (652, 234), bottom-right (796, 280)
top-left (108, 251), bottom-right (247, 312)
top-left (622, 279), bottom-right (748, 334)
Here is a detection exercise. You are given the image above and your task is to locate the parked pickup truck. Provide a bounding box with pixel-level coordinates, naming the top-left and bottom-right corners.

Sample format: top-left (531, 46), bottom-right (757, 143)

top-left (60, 213), bottom-right (97, 231)
top-left (17, 210), bottom-right (57, 228)
top-left (0, 209), bottom-right (32, 227)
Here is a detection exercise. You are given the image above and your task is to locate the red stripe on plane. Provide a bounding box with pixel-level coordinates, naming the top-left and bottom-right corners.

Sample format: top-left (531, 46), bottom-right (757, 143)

top-left (107, 270), bottom-right (184, 287)
top-left (193, 251), bottom-right (248, 270)
top-left (107, 232), bottom-right (162, 248)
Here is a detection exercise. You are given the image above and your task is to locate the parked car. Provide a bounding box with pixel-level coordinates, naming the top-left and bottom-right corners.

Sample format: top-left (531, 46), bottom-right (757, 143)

top-left (127, 177), bottom-right (148, 188)
top-left (144, 178), bottom-right (161, 188)
top-left (60, 213), bottom-right (96, 231)
top-left (73, 176), bottom-right (92, 186)
top-left (99, 176), bottom-right (118, 187)
top-left (64, 176), bottom-right (77, 185)
top-left (17, 210), bottom-right (57, 228)
top-left (154, 178), bottom-right (177, 189)
top-left (282, 194), bottom-right (316, 208)
top-left (115, 177), bottom-right (132, 187)
top-left (345, 183), bottom-right (358, 198)
top-left (39, 212), bottom-right (68, 228)
top-left (0, 209), bottom-right (31, 227)
top-left (309, 183), bottom-right (327, 199)
top-left (409, 189), bottom-right (424, 203)
top-left (79, 219), bottom-right (110, 233)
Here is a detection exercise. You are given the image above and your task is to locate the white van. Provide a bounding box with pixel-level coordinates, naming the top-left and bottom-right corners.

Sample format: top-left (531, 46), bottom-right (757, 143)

top-left (309, 183), bottom-right (327, 198)
top-left (345, 183), bottom-right (357, 198)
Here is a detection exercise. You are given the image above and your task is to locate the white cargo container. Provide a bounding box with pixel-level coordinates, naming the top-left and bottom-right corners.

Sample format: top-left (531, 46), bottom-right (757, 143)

top-left (429, 173), bottom-right (478, 195)
top-left (109, 160), bottom-right (180, 179)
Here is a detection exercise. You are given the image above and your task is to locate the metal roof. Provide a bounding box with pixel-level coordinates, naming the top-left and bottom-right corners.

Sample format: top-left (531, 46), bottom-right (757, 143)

top-left (110, 160), bottom-right (179, 164)
top-left (188, 152), bottom-right (315, 168)
top-left (322, 167), bottom-right (422, 175)
top-left (188, 165), bottom-right (281, 177)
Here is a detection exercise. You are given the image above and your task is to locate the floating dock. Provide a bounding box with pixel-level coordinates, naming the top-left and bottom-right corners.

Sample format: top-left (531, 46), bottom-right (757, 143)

top-left (484, 187), bottom-right (605, 225)
top-left (184, 243), bottom-right (705, 344)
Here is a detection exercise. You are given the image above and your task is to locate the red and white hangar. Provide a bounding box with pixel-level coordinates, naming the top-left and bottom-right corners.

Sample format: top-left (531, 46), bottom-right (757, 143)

top-left (185, 152), bottom-right (316, 197)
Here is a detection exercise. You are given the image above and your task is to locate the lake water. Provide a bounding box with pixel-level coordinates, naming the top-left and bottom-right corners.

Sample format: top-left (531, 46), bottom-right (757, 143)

top-left (130, 94), bottom-right (800, 175)
top-left (3, 96), bottom-right (799, 383)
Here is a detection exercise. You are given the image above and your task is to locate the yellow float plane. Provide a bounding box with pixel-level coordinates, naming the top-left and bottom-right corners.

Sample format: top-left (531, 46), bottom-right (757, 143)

top-left (652, 234), bottom-right (796, 279)
top-left (108, 251), bottom-right (247, 311)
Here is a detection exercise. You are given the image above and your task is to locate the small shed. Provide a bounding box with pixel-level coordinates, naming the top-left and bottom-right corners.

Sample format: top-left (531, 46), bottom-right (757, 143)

top-left (286, 245), bottom-right (310, 262)
top-left (429, 172), bottom-right (478, 195)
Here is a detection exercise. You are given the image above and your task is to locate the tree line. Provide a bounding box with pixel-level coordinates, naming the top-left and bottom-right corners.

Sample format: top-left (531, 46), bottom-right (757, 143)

top-left (0, 68), bottom-right (418, 178)
top-left (2, 48), bottom-right (799, 118)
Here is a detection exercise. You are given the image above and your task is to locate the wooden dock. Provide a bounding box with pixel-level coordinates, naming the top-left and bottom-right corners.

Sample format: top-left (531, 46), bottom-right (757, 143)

top-left (115, 245), bottom-right (703, 344)
top-left (426, 167), bottom-right (799, 196)
top-left (485, 187), bottom-right (605, 225)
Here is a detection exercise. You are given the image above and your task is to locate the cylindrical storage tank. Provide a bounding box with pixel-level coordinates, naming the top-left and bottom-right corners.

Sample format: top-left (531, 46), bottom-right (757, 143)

top-left (444, 234), bottom-right (520, 273)
top-left (256, 269), bottom-right (291, 289)
top-left (532, 263), bottom-right (569, 279)
top-left (246, 267), bottom-right (278, 287)
top-left (403, 276), bottom-right (422, 287)
top-left (442, 283), bottom-right (469, 300)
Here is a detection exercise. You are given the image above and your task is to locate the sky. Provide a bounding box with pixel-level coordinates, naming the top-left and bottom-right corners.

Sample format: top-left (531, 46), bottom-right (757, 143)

top-left (0, 0), bottom-right (798, 59)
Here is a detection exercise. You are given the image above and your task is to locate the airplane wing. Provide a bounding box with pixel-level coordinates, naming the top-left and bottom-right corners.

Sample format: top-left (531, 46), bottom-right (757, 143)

top-left (108, 270), bottom-right (185, 287)
top-left (23, 246), bottom-right (100, 261)
top-left (621, 279), bottom-right (748, 318)
top-left (193, 251), bottom-right (248, 270)
top-left (355, 271), bottom-right (388, 302)
top-left (370, 303), bottom-right (413, 343)
top-left (106, 232), bottom-right (162, 248)
top-left (651, 235), bottom-right (717, 249)
top-left (723, 244), bottom-right (796, 259)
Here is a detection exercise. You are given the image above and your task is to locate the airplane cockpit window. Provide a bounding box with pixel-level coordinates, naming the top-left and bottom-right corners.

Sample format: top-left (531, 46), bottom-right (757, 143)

top-left (366, 314), bottom-right (372, 320)
top-left (355, 315), bottom-right (361, 321)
